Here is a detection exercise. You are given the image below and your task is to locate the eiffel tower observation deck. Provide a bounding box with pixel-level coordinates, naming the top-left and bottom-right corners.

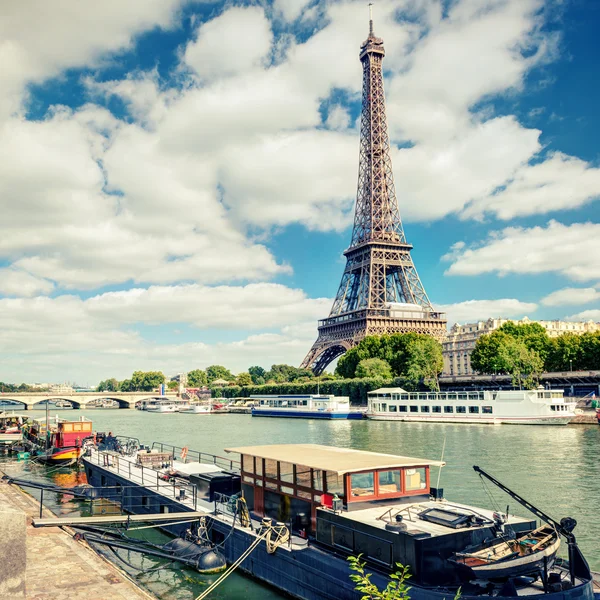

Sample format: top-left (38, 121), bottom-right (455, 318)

top-left (301, 7), bottom-right (447, 375)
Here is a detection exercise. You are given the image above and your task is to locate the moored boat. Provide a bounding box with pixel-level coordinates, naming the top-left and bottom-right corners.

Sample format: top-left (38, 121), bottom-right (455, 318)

top-left (81, 440), bottom-right (593, 600)
top-left (146, 401), bottom-right (179, 413)
top-left (367, 387), bottom-right (577, 425)
top-left (23, 415), bottom-right (92, 464)
top-left (179, 403), bottom-right (212, 414)
top-left (251, 394), bottom-right (362, 419)
top-left (0, 412), bottom-right (30, 448)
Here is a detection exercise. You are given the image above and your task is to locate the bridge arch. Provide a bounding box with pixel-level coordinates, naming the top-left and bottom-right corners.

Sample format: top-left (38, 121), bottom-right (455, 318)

top-left (0, 398), bottom-right (28, 410)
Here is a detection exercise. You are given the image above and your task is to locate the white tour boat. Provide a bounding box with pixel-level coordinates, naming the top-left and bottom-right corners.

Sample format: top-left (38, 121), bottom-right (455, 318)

top-left (366, 387), bottom-right (576, 425)
top-left (251, 394), bottom-right (362, 419)
top-left (146, 401), bottom-right (179, 413)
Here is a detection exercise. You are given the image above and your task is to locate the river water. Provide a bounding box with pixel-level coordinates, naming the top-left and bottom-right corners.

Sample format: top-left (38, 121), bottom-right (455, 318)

top-left (2, 409), bottom-right (599, 599)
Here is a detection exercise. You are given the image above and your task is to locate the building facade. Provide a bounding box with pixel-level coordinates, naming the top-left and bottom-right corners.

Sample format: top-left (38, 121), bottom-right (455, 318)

top-left (443, 317), bottom-right (600, 376)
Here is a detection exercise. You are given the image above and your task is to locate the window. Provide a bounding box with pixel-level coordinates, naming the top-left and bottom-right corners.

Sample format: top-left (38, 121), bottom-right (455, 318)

top-left (389, 405), bottom-right (397, 412)
top-left (456, 406), bottom-right (466, 413)
top-left (432, 406), bottom-right (441, 413)
top-left (410, 406), bottom-right (418, 413)
top-left (295, 465), bottom-right (311, 488)
top-left (420, 405), bottom-right (430, 413)
top-left (279, 461), bottom-right (294, 484)
top-left (326, 471), bottom-right (345, 498)
top-left (255, 458), bottom-right (263, 476)
top-left (398, 405), bottom-right (407, 413)
top-left (482, 406), bottom-right (493, 414)
top-left (444, 406), bottom-right (453, 413)
top-left (242, 454), bottom-right (254, 474)
top-left (381, 403), bottom-right (387, 412)
top-left (141, 495), bottom-right (149, 507)
top-left (378, 470), bottom-right (401, 494)
top-left (469, 406), bottom-right (479, 414)
top-left (265, 458), bottom-right (277, 479)
top-left (313, 470), bottom-right (324, 491)
top-left (550, 405), bottom-right (556, 411)
top-left (351, 472), bottom-right (375, 497)
top-left (404, 467), bottom-right (427, 492)
top-left (281, 485), bottom-right (294, 495)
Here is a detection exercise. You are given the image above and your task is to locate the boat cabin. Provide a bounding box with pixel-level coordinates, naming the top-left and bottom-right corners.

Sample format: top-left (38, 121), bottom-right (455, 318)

top-left (225, 444), bottom-right (443, 534)
top-left (26, 415), bottom-right (92, 448)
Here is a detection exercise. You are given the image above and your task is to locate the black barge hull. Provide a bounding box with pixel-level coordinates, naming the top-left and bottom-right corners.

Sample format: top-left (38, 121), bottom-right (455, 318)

top-left (82, 458), bottom-right (595, 600)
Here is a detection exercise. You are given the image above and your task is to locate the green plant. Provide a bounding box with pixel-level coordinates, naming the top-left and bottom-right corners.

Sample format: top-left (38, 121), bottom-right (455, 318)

top-left (347, 555), bottom-right (411, 600)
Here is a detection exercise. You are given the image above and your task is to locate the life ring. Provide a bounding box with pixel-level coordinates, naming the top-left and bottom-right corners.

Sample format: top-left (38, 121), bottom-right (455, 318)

top-left (181, 446), bottom-right (188, 461)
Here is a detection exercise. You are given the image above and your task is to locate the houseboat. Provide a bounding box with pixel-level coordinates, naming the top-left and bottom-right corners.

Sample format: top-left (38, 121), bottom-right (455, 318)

top-left (251, 394), bottom-right (362, 419)
top-left (81, 441), bottom-right (593, 600)
top-left (23, 415), bottom-right (92, 464)
top-left (146, 401), bottom-right (179, 413)
top-left (367, 387), bottom-right (577, 425)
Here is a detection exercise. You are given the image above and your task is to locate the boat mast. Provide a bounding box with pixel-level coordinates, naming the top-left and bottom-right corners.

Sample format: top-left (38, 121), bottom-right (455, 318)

top-left (473, 465), bottom-right (591, 584)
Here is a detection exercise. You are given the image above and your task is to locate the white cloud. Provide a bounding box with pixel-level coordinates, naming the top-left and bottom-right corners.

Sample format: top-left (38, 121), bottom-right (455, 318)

top-left (0, 269), bottom-right (54, 297)
top-left (541, 287), bottom-right (600, 307)
top-left (0, 284), bottom-right (329, 383)
top-left (565, 309), bottom-right (600, 322)
top-left (463, 152), bottom-right (600, 220)
top-left (0, 0), bottom-right (188, 121)
top-left (436, 298), bottom-right (538, 327)
top-left (444, 221), bottom-right (600, 281)
top-left (183, 6), bottom-right (273, 82)
top-left (326, 105), bottom-right (351, 130)
top-left (273, 0), bottom-right (314, 22)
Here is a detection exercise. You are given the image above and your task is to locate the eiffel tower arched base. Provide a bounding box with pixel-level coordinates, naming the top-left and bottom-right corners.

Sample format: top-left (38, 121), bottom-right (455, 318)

top-left (301, 311), bottom-right (447, 375)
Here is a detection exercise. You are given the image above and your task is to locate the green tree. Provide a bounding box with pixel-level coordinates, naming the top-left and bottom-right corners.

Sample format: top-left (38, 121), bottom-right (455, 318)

top-left (498, 337), bottom-right (544, 389)
top-left (130, 371), bottom-right (165, 391)
top-left (97, 378), bottom-right (119, 392)
top-left (348, 555), bottom-right (411, 600)
top-left (236, 372), bottom-right (253, 386)
top-left (336, 348), bottom-right (363, 379)
top-left (120, 378), bottom-right (132, 392)
top-left (167, 380), bottom-right (179, 391)
top-left (248, 366), bottom-right (266, 384)
top-left (356, 358), bottom-right (393, 379)
top-left (187, 369), bottom-right (208, 387)
top-left (498, 322), bottom-right (553, 364)
top-left (470, 331), bottom-right (511, 374)
top-left (404, 337), bottom-right (444, 391)
top-left (206, 365), bottom-right (234, 383)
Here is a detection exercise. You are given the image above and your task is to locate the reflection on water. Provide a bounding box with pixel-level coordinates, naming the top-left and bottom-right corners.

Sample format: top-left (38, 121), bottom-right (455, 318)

top-left (2, 410), bottom-right (599, 598)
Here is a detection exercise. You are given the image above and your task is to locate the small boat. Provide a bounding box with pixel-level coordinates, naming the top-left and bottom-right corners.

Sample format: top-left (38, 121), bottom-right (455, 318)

top-left (23, 415), bottom-right (92, 464)
top-left (449, 524), bottom-right (560, 579)
top-left (146, 401), bottom-right (179, 413)
top-left (251, 394), bottom-right (360, 419)
top-left (54, 399), bottom-right (73, 409)
top-left (0, 413), bottom-right (29, 448)
top-left (179, 403), bottom-right (212, 414)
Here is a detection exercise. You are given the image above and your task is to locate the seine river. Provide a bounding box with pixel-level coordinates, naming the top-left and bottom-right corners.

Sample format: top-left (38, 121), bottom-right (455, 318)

top-left (3, 409), bottom-right (599, 599)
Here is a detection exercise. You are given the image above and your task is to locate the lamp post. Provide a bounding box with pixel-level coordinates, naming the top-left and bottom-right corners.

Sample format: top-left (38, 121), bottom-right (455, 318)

top-left (569, 359), bottom-right (573, 372)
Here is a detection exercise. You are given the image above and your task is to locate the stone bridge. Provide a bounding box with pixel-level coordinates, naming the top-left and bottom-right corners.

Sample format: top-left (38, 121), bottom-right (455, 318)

top-left (0, 392), bottom-right (180, 410)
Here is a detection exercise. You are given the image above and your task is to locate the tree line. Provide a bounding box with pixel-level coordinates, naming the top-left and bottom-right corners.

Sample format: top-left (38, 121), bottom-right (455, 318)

top-left (471, 323), bottom-right (600, 388)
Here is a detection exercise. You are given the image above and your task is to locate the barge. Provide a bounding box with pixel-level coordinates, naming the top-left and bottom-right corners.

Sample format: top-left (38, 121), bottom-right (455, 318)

top-left (81, 440), bottom-right (594, 600)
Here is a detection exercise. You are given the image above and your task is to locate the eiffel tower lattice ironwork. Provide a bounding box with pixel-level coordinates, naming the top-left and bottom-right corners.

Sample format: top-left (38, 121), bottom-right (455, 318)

top-left (301, 10), bottom-right (447, 375)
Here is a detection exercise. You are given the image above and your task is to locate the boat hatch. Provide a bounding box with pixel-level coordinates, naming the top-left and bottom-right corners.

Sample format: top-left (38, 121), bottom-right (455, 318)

top-left (418, 508), bottom-right (479, 529)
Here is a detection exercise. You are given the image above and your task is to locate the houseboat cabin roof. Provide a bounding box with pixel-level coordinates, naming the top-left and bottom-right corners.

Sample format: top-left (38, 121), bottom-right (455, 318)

top-left (225, 444), bottom-right (445, 474)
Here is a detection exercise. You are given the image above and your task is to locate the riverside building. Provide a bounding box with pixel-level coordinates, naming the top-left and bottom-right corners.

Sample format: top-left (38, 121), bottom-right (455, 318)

top-left (443, 317), bottom-right (600, 376)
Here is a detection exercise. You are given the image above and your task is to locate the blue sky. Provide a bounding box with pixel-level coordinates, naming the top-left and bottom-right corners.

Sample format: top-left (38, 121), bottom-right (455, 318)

top-left (0, 0), bottom-right (599, 385)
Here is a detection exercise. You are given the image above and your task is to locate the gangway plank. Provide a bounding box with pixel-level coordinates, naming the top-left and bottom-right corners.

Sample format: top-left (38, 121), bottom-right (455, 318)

top-left (33, 511), bottom-right (207, 527)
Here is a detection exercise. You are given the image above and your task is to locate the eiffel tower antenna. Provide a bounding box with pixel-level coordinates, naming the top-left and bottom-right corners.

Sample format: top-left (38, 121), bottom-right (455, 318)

top-left (301, 8), bottom-right (447, 375)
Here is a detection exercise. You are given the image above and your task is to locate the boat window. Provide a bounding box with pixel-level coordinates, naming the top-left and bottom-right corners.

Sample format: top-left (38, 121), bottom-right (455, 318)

top-left (418, 393), bottom-right (427, 401)
top-left (281, 484), bottom-right (294, 495)
top-left (242, 454), bottom-right (254, 474)
top-left (255, 458), bottom-right (263, 476)
top-left (265, 481), bottom-right (278, 490)
top-left (381, 403), bottom-right (387, 412)
top-left (313, 470), bottom-right (324, 491)
top-left (432, 406), bottom-right (441, 413)
top-left (482, 406), bottom-right (493, 414)
top-left (405, 468), bottom-right (427, 491)
top-left (420, 405), bottom-right (430, 413)
top-left (297, 490), bottom-right (311, 500)
top-left (326, 472), bottom-right (345, 498)
top-left (400, 394), bottom-right (409, 400)
top-left (141, 495), bottom-right (149, 507)
top-left (350, 472), bottom-right (375, 497)
top-left (427, 393), bottom-right (437, 400)
top-left (378, 470), bottom-right (401, 494)
top-left (410, 406), bottom-right (418, 413)
top-left (447, 393), bottom-right (457, 401)
top-left (444, 406), bottom-right (453, 413)
top-left (389, 405), bottom-right (397, 412)
top-left (265, 458), bottom-right (278, 479)
top-left (479, 392), bottom-right (485, 400)
top-left (550, 405), bottom-right (556, 411)
top-left (469, 406), bottom-right (479, 414)
top-left (409, 393), bottom-right (418, 401)
top-left (456, 406), bottom-right (466, 413)
top-left (458, 393), bottom-right (467, 400)
top-left (295, 465), bottom-right (311, 488)
top-left (398, 405), bottom-right (407, 412)
top-left (279, 461), bottom-right (294, 484)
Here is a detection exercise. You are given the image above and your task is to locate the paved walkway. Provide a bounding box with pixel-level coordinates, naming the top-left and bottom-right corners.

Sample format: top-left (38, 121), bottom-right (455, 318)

top-left (0, 474), bottom-right (155, 600)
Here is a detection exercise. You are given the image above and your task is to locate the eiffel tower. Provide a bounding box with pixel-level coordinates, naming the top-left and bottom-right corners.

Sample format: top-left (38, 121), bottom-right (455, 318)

top-left (301, 8), bottom-right (447, 375)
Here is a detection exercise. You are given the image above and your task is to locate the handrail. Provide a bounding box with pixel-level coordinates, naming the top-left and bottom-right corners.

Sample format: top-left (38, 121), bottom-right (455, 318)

top-left (150, 441), bottom-right (239, 472)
